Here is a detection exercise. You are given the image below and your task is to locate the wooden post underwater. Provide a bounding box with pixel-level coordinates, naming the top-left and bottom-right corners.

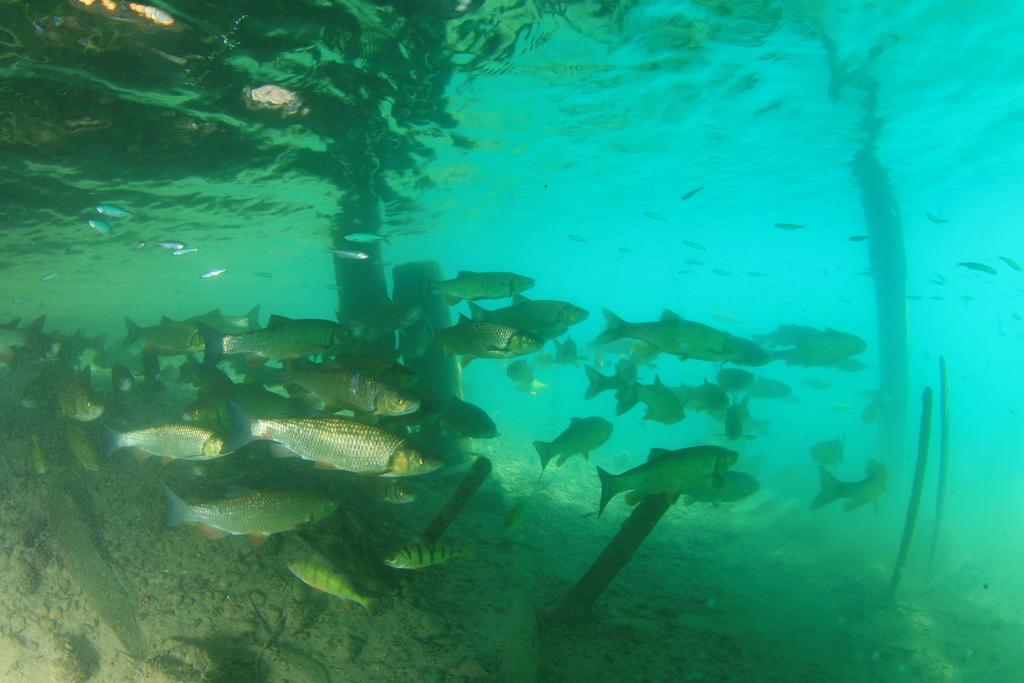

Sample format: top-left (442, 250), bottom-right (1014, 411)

top-left (927, 357), bottom-right (951, 580)
top-left (392, 261), bottom-right (462, 460)
top-left (551, 494), bottom-right (673, 620)
top-left (888, 387), bottom-right (933, 597)
top-left (421, 457), bottom-right (492, 545)
top-left (332, 189), bottom-right (390, 344)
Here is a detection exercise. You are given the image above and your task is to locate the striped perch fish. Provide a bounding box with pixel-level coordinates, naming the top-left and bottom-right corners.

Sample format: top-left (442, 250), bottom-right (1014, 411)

top-left (383, 541), bottom-right (470, 570)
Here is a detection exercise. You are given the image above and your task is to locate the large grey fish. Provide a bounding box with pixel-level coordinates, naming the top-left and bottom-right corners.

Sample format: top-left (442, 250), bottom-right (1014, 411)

top-left (811, 460), bottom-right (887, 511)
top-left (434, 315), bottom-right (542, 366)
top-left (635, 376), bottom-right (685, 424)
top-left (346, 300), bottom-right (422, 343)
top-left (467, 296), bottom-right (587, 339)
top-left (597, 310), bottom-right (768, 366)
top-left (287, 362), bottom-right (420, 417)
top-left (162, 483), bottom-right (337, 541)
top-left (226, 403), bottom-right (439, 476)
top-left (186, 306), bottom-right (260, 334)
top-left (809, 436), bottom-right (844, 466)
top-left (430, 270), bottom-right (535, 303)
top-left (596, 445), bottom-right (738, 515)
top-left (124, 316), bottom-right (203, 354)
top-left (534, 416), bottom-right (613, 472)
top-left (104, 423), bottom-right (225, 461)
top-left (683, 471), bottom-right (760, 506)
top-left (200, 315), bottom-right (345, 365)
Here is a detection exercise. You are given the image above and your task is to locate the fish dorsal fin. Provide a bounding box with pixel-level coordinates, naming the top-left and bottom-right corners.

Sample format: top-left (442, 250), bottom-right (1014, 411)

top-left (0, 318), bottom-right (18, 329)
top-left (206, 308), bottom-right (222, 317)
top-left (457, 313), bottom-right (472, 324)
top-left (647, 447), bottom-right (673, 462)
top-left (654, 375), bottom-right (664, 387)
top-left (160, 316), bottom-right (174, 325)
top-left (512, 294), bottom-right (530, 305)
top-left (660, 309), bottom-right (683, 322)
top-left (457, 270), bottom-right (477, 277)
top-left (268, 314), bottom-right (293, 326)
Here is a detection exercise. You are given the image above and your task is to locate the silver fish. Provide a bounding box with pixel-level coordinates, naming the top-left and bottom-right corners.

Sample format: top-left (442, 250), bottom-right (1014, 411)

top-left (200, 268), bottom-right (227, 279)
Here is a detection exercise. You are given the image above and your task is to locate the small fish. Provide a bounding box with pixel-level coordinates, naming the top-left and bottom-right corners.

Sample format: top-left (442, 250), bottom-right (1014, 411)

top-left (288, 553), bottom-right (378, 614)
top-left (680, 185), bottom-right (704, 201)
top-left (384, 541), bottom-right (470, 570)
top-left (809, 436), bottom-right (844, 466)
top-left (162, 484), bottom-right (338, 541)
top-left (849, 235), bottom-right (868, 242)
top-left (535, 417), bottom-right (613, 471)
top-left (618, 247), bottom-right (634, 254)
top-left (774, 223), bottom-right (806, 230)
top-left (999, 256), bottom-right (1021, 271)
top-left (503, 497), bottom-right (528, 533)
top-left (135, 241), bottom-right (147, 250)
top-left (158, 240), bottom-right (186, 250)
top-left (958, 262), bottom-right (997, 275)
top-left (200, 268), bottom-right (227, 279)
top-left (332, 249), bottom-right (370, 260)
top-left (747, 271), bottom-right (766, 277)
top-left (95, 204), bottom-right (131, 218)
top-left (568, 235), bottom-right (589, 243)
top-left (31, 436), bottom-right (48, 474)
top-left (172, 247), bottom-right (199, 256)
top-left (682, 240), bottom-right (706, 250)
top-left (41, 272), bottom-right (59, 281)
top-left (63, 422), bottom-right (101, 471)
top-left (128, 3), bottom-right (175, 26)
top-left (712, 269), bottom-right (732, 276)
top-left (644, 211), bottom-right (667, 221)
top-left (812, 460), bottom-right (887, 512)
top-left (104, 423), bottom-right (225, 461)
top-left (685, 259), bottom-right (704, 266)
top-left (343, 232), bottom-right (389, 244)
top-left (87, 219), bottom-right (113, 236)
top-left (375, 479), bottom-right (416, 505)
top-left (926, 212), bottom-right (949, 224)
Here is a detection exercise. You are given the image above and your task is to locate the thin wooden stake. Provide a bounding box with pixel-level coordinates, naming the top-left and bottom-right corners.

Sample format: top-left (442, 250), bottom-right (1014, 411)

top-left (888, 387), bottom-right (933, 597)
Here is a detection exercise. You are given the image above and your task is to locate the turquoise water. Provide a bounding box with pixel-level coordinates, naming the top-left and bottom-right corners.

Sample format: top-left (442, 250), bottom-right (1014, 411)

top-left (1, 1), bottom-right (1022, 681)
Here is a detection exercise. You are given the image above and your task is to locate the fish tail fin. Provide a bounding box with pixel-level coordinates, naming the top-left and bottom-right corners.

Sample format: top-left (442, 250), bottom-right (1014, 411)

top-left (246, 305), bottom-right (260, 329)
top-left (595, 309), bottom-right (627, 345)
top-left (198, 323), bottom-right (225, 366)
top-left (360, 596), bottom-right (380, 616)
top-left (100, 425), bottom-right (123, 459)
top-left (811, 466), bottom-right (842, 510)
top-left (25, 315), bottom-right (46, 341)
top-left (161, 482), bottom-right (191, 527)
top-left (223, 400), bottom-right (257, 453)
top-left (123, 317), bottom-right (140, 347)
top-left (583, 365), bottom-right (610, 400)
top-left (597, 466), bottom-right (620, 516)
top-left (534, 441), bottom-right (554, 472)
